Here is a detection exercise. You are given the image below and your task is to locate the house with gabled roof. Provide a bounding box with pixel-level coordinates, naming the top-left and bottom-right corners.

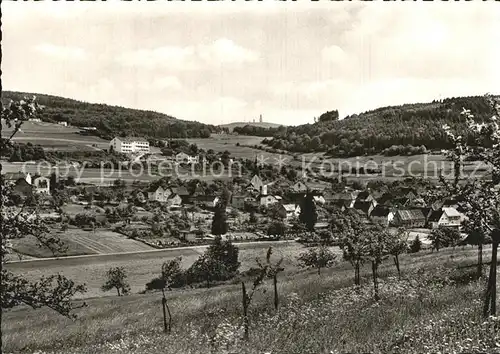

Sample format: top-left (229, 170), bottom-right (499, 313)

top-left (428, 207), bottom-right (462, 229)
top-left (148, 185), bottom-right (172, 203)
top-left (393, 209), bottom-right (426, 228)
top-left (260, 194), bottom-right (282, 208)
top-left (247, 174), bottom-right (264, 193)
top-left (171, 186), bottom-right (190, 203)
top-left (3, 172), bottom-right (32, 186)
top-left (353, 200), bottom-right (375, 216)
top-left (356, 190), bottom-right (375, 203)
top-left (167, 193), bottom-right (183, 208)
top-left (330, 191), bottom-right (357, 208)
top-left (291, 181), bottom-right (308, 194)
top-left (278, 204), bottom-right (301, 220)
top-left (176, 152), bottom-right (199, 164)
top-left (370, 205), bottom-right (394, 227)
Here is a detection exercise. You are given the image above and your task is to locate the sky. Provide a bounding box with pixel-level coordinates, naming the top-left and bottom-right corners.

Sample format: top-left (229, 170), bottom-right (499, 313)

top-left (2, 1), bottom-right (499, 126)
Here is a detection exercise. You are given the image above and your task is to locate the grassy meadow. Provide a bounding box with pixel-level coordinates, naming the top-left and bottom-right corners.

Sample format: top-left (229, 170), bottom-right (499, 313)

top-left (5, 241), bottom-right (307, 298)
top-left (10, 228), bottom-right (155, 258)
top-left (3, 245), bottom-right (499, 353)
top-left (2, 121), bottom-right (110, 151)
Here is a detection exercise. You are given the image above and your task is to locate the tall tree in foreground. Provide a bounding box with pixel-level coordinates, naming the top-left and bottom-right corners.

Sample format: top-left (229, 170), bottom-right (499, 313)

top-left (101, 267), bottom-right (130, 296)
top-left (388, 228), bottom-right (408, 278)
top-left (366, 228), bottom-right (392, 301)
top-left (159, 257), bottom-right (183, 333)
top-left (1, 98), bottom-right (87, 353)
top-left (241, 247), bottom-right (276, 340)
top-left (441, 95), bottom-right (500, 317)
top-left (256, 247), bottom-right (284, 311)
top-left (335, 210), bottom-right (370, 286)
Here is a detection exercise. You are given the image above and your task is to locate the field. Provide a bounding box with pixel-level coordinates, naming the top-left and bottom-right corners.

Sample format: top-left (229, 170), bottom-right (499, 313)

top-left (2, 246), bottom-right (498, 353)
top-left (2, 120), bottom-right (110, 151)
top-left (5, 241), bottom-right (307, 298)
top-left (10, 228), bottom-right (155, 258)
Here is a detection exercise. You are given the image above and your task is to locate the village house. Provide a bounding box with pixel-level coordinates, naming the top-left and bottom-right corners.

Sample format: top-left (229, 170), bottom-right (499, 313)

top-left (32, 176), bottom-right (50, 195)
top-left (175, 152), bottom-right (199, 164)
top-left (356, 190), bottom-right (375, 203)
top-left (260, 194), bottom-right (282, 208)
top-left (393, 209), bottom-right (426, 228)
top-left (278, 204), bottom-right (301, 220)
top-left (247, 174), bottom-right (264, 193)
top-left (109, 137), bottom-right (150, 154)
top-left (331, 199), bottom-right (351, 212)
top-left (291, 181), bottom-right (308, 194)
top-left (172, 186), bottom-right (191, 203)
top-left (353, 200), bottom-right (375, 216)
top-left (147, 186), bottom-right (172, 203)
top-left (330, 191), bottom-right (358, 208)
top-left (231, 194), bottom-right (246, 209)
top-left (428, 207), bottom-right (462, 229)
top-left (370, 205), bottom-right (395, 227)
top-left (3, 172), bottom-right (32, 186)
top-left (167, 193), bottom-right (183, 208)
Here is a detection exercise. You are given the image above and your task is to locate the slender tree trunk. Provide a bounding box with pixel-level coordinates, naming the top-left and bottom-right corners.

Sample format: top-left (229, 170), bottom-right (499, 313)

top-left (483, 242), bottom-right (498, 317)
top-left (372, 261), bottom-right (380, 301)
top-left (162, 289), bottom-right (168, 333)
top-left (478, 242), bottom-right (483, 278)
top-left (273, 273), bottom-right (279, 311)
top-left (393, 255), bottom-right (401, 278)
top-left (491, 242), bottom-right (498, 316)
top-left (166, 299), bottom-right (172, 333)
top-left (241, 282), bottom-right (249, 340)
top-left (317, 266), bottom-right (321, 275)
top-left (116, 287), bottom-right (121, 297)
top-left (354, 262), bottom-right (361, 286)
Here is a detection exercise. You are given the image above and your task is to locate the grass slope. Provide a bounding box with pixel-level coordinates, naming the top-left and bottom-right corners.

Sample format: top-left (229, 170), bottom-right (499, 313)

top-left (2, 246), bottom-right (497, 353)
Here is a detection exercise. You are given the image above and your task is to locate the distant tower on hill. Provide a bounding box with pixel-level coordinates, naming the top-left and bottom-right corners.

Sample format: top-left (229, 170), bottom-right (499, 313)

top-left (259, 114), bottom-right (263, 123)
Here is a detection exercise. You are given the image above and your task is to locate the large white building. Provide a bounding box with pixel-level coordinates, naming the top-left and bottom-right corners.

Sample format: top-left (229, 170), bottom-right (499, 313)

top-left (109, 137), bottom-right (150, 154)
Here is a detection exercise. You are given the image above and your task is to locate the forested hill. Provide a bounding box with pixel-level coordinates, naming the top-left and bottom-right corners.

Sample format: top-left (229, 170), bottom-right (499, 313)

top-left (259, 95), bottom-right (499, 157)
top-left (1, 91), bottom-right (216, 139)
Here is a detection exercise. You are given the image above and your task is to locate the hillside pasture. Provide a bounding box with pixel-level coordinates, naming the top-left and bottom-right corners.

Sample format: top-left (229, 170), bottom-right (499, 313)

top-left (2, 246), bottom-right (495, 354)
top-left (2, 120), bottom-right (110, 151)
top-left (5, 241), bottom-right (308, 298)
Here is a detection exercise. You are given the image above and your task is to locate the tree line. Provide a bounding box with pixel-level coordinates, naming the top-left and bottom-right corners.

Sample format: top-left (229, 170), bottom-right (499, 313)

top-left (245, 96), bottom-right (497, 157)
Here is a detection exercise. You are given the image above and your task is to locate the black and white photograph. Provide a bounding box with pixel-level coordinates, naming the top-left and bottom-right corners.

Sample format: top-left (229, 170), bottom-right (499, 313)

top-left (1, 0), bottom-right (499, 353)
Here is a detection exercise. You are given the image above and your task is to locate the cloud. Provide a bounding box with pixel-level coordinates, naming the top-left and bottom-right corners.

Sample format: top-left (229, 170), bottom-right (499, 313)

top-left (160, 96), bottom-right (248, 124)
top-left (125, 76), bottom-right (183, 92)
top-left (34, 43), bottom-right (87, 60)
top-left (116, 38), bottom-right (259, 70)
top-left (198, 38), bottom-right (259, 65)
top-left (116, 46), bottom-right (197, 70)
